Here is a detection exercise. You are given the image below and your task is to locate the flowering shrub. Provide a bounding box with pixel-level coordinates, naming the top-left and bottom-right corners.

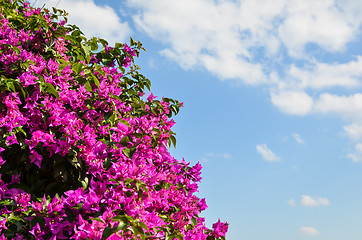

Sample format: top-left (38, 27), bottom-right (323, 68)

top-left (0, 0), bottom-right (228, 239)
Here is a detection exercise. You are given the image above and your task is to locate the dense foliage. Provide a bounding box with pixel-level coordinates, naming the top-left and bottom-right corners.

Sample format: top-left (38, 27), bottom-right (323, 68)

top-left (0, 0), bottom-right (228, 239)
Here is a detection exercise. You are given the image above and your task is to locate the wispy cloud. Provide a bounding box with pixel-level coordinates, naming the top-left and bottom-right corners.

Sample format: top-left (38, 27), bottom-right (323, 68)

top-left (127, 0), bottom-right (361, 84)
top-left (256, 144), bottom-right (280, 162)
top-left (287, 199), bottom-right (296, 207)
top-left (289, 195), bottom-right (330, 207)
top-left (292, 133), bottom-right (304, 144)
top-left (346, 143), bottom-right (362, 162)
top-left (271, 91), bottom-right (314, 116)
top-left (35, 0), bottom-right (131, 44)
top-left (344, 123), bottom-right (362, 140)
top-left (301, 195), bottom-right (330, 207)
top-left (300, 226), bottom-right (320, 236)
top-left (125, 0), bottom-right (362, 162)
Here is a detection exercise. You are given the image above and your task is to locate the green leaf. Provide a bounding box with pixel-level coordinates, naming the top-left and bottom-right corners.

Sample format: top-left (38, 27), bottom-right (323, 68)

top-left (0, 199), bottom-right (13, 206)
top-left (85, 81), bottom-right (92, 92)
top-left (81, 177), bottom-right (89, 190)
top-left (72, 203), bottom-right (83, 210)
top-left (175, 234), bottom-right (184, 240)
top-left (92, 217), bottom-right (105, 224)
top-left (44, 83), bottom-right (59, 98)
top-left (130, 37), bottom-right (137, 46)
top-left (163, 97), bottom-right (175, 104)
top-left (73, 62), bottom-right (84, 75)
top-left (15, 81), bottom-right (26, 99)
top-left (57, 58), bottom-right (69, 70)
top-left (119, 136), bottom-right (131, 145)
top-left (169, 135), bottom-right (176, 149)
top-left (115, 42), bottom-right (122, 49)
top-left (191, 217), bottom-right (197, 226)
top-left (8, 212), bottom-right (25, 222)
top-left (113, 215), bottom-right (133, 224)
top-left (99, 38), bottom-right (109, 47)
top-left (91, 74), bottom-right (100, 87)
top-left (138, 222), bottom-right (149, 233)
top-left (104, 112), bottom-right (112, 121)
top-left (133, 226), bottom-right (145, 240)
top-left (123, 148), bottom-right (131, 158)
top-left (81, 43), bottom-right (91, 62)
top-left (89, 38), bottom-right (99, 51)
top-left (101, 226), bottom-right (114, 239)
top-left (144, 78), bottom-right (151, 91)
top-left (167, 233), bottom-right (184, 240)
top-left (6, 81), bottom-right (15, 92)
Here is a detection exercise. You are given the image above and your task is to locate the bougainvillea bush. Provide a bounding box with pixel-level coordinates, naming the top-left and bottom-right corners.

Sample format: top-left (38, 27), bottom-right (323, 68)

top-left (0, 0), bottom-right (228, 239)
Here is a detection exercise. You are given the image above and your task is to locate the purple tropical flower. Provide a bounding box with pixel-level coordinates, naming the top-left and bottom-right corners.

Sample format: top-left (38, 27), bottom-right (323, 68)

top-left (29, 223), bottom-right (45, 240)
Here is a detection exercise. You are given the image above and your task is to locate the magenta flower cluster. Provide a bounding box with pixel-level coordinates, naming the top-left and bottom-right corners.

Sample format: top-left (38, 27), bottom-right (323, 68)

top-left (0, 0), bottom-right (228, 239)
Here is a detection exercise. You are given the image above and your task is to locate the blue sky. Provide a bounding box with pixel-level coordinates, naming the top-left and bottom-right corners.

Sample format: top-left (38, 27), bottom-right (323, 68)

top-left (34, 0), bottom-right (362, 239)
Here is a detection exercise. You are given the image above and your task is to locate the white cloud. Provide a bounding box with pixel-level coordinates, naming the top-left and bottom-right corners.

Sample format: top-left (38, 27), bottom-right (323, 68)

top-left (256, 144), bottom-right (280, 161)
top-left (346, 142), bottom-right (362, 162)
top-left (222, 153), bottom-right (232, 159)
top-left (314, 93), bottom-right (362, 121)
top-left (128, 0), bottom-right (269, 85)
top-left (37, 0), bottom-right (131, 44)
top-left (279, 0), bottom-right (357, 56)
top-left (271, 91), bottom-right (314, 116)
top-left (301, 195), bottom-right (330, 207)
top-left (126, 0), bottom-right (362, 84)
top-left (285, 58), bottom-right (362, 90)
top-left (336, 0), bottom-right (362, 24)
top-left (292, 133), bottom-right (304, 144)
top-left (289, 195), bottom-right (330, 207)
top-left (124, 1), bottom-right (362, 149)
top-left (300, 226), bottom-right (320, 236)
top-left (344, 123), bottom-right (362, 140)
top-left (355, 143), bottom-right (362, 153)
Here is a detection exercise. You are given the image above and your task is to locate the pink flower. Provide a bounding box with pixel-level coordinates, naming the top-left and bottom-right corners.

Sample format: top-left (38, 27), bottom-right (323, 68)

top-left (0, 218), bottom-right (7, 231)
top-left (6, 134), bottom-right (18, 145)
top-left (123, 43), bottom-right (136, 57)
top-left (10, 175), bottom-right (20, 184)
top-left (0, 2), bottom-right (229, 238)
top-left (19, 72), bottom-right (38, 86)
top-left (147, 92), bottom-right (157, 102)
top-left (29, 223), bottom-right (45, 240)
top-left (122, 56), bottom-right (131, 68)
top-left (4, 92), bottom-right (21, 108)
top-left (0, 147), bottom-right (5, 166)
top-left (25, 130), bottom-right (55, 150)
top-left (29, 150), bottom-right (42, 168)
top-left (211, 219), bottom-right (229, 238)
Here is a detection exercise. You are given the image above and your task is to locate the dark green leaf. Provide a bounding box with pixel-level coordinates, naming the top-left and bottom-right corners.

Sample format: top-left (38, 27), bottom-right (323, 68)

top-left (6, 81), bottom-right (15, 92)
top-left (191, 217), bottom-right (197, 226)
top-left (123, 148), bottom-right (131, 158)
top-left (91, 74), bottom-right (100, 87)
top-left (44, 83), bottom-right (59, 98)
top-left (73, 62), bottom-right (84, 75)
